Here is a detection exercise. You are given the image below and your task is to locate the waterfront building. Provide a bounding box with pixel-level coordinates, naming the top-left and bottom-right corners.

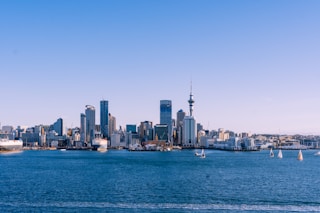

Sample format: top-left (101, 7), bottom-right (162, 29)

top-left (176, 109), bottom-right (186, 145)
top-left (108, 113), bottom-right (116, 137)
top-left (183, 116), bottom-right (197, 147)
top-left (241, 132), bottom-right (250, 138)
top-left (198, 130), bottom-right (206, 143)
top-left (15, 126), bottom-right (26, 139)
top-left (80, 113), bottom-right (86, 143)
top-left (218, 128), bottom-right (229, 141)
top-left (197, 123), bottom-right (203, 133)
top-left (1, 126), bottom-right (13, 134)
top-left (139, 121), bottom-right (153, 142)
top-left (125, 131), bottom-right (140, 148)
top-left (154, 124), bottom-right (169, 141)
top-left (111, 130), bottom-right (126, 148)
top-left (53, 118), bottom-right (63, 136)
top-left (160, 100), bottom-right (172, 140)
top-left (200, 135), bottom-right (212, 148)
top-left (111, 133), bottom-right (120, 148)
top-left (73, 128), bottom-right (81, 142)
top-left (242, 137), bottom-right (255, 150)
top-left (228, 137), bottom-right (241, 150)
top-left (100, 100), bottom-right (109, 138)
top-left (21, 127), bottom-right (40, 146)
top-left (126, 124), bottom-right (137, 133)
top-left (85, 105), bottom-right (95, 143)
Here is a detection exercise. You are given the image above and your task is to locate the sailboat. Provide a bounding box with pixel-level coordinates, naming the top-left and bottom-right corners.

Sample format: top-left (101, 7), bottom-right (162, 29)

top-left (297, 149), bottom-right (303, 161)
top-left (270, 148), bottom-right (274, 158)
top-left (277, 149), bottom-right (283, 159)
top-left (200, 149), bottom-right (206, 158)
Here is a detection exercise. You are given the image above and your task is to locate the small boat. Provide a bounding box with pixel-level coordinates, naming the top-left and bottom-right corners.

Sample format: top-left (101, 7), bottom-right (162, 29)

top-left (277, 149), bottom-right (283, 159)
top-left (200, 149), bottom-right (206, 159)
top-left (195, 150), bottom-right (201, 156)
top-left (270, 148), bottom-right (274, 158)
top-left (297, 149), bottom-right (303, 161)
top-left (97, 146), bottom-right (107, 152)
top-left (314, 151), bottom-right (320, 156)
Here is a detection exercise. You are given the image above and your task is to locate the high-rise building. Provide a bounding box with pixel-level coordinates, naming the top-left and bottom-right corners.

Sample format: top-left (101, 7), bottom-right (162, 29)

top-left (53, 118), bottom-right (63, 136)
top-left (100, 100), bottom-right (109, 138)
top-left (85, 105), bottom-right (95, 143)
top-left (176, 109), bottom-right (186, 145)
top-left (139, 121), bottom-right (153, 142)
top-left (126, 124), bottom-right (137, 133)
top-left (183, 85), bottom-right (197, 147)
top-left (154, 124), bottom-right (168, 141)
top-left (183, 116), bottom-right (196, 147)
top-left (160, 100), bottom-right (172, 140)
top-left (80, 113), bottom-right (86, 142)
top-left (108, 113), bottom-right (116, 137)
top-left (197, 123), bottom-right (203, 132)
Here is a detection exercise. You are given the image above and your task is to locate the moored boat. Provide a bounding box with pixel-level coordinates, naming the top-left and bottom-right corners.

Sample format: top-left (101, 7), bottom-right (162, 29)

top-left (0, 138), bottom-right (23, 152)
top-left (92, 137), bottom-right (108, 152)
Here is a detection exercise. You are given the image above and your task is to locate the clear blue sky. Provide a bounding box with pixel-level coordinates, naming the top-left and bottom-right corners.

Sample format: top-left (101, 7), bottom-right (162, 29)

top-left (1, 0), bottom-right (320, 134)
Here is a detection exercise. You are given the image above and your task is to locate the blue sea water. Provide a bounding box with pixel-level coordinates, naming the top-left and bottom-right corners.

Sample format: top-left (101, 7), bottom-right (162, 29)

top-left (1, 149), bottom-right (320, 212)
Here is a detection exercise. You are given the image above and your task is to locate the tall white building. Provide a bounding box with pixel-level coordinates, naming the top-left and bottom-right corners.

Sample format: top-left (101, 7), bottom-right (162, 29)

top-left (183, 116), bottom-right (196, 147)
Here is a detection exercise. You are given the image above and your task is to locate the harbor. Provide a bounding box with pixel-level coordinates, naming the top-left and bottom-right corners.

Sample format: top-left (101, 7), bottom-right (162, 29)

top-left (1, 149), bottom-right (320, 212)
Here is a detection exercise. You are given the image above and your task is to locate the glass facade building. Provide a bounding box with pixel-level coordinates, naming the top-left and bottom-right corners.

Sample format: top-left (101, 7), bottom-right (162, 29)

top-left (100, 100), bottom-right (109, 138)
top-left (160, 100), bottom-right (172, 140)
top-left (154, 124), bottom-right (168, 141)
top-left (80, 113), bottom-right (86, 142)
top-left (85, 105), bottom-right (95, 143)
top-left (126, 124), bottom-right (137, 133)
top-left (53, 118), bottom-right (63, 136)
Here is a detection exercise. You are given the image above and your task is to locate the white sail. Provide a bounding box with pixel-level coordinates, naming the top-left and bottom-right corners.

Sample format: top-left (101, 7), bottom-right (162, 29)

top-left (270, 148), bottom-right (274, 158)
top-left (297, 149), bottom-right (303, 161)
top-left (200, 149), bottom-right (206, 158)
top-left (277, 149), bottom-right (283, 159)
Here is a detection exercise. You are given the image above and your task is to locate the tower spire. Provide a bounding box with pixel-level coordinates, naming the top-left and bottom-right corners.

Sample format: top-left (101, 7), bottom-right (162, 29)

top-left (188, 81), bottom-right (195, 116)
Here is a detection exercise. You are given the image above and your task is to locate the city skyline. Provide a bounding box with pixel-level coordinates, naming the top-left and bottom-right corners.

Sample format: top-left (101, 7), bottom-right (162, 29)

top-left (1, 1), bottom-right (320, 134)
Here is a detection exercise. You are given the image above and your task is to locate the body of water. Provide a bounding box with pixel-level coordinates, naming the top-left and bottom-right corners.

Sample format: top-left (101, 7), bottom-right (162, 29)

top-left (1, 149), bottom-right (320, 212)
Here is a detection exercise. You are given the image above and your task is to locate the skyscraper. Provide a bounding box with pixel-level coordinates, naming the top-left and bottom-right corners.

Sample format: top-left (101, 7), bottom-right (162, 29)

top-left (176, 109), bottom-right (186, 145)
top-left (80, 113), bottom-right (86, 142)
top-left (85, 105), bottom-right (95, 143)
top-left (108, 113), bottom-right (116, 137)
top-left (100, 100), bottom-right (109, 138)
top-left (139, 121), bottom-right (153, 142)
top-left (160, 100), bottom-right (172, 140)
top-left (53, 118), bottom-right (63, 136)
